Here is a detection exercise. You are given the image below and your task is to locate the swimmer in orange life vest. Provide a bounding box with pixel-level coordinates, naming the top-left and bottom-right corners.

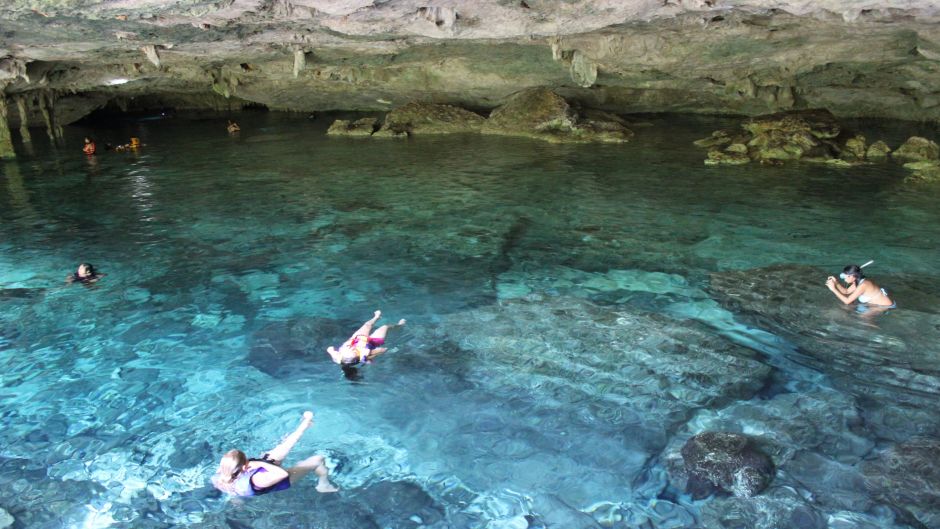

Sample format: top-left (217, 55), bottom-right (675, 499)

top-left (82, 137), bottom-right (96, 155)
top-left (327, 310), bottom-right (406, 366)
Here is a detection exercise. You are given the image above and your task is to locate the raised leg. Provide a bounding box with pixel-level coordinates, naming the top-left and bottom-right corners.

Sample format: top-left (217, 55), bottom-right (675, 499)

top-left (287, 455), bottom-right (338, 493)
top-left (265, 412), bottom-right (313, 464)
top-left (368, 319), bottom-right (406, 341)
top-left (346, 310), bottom-right (382, 343)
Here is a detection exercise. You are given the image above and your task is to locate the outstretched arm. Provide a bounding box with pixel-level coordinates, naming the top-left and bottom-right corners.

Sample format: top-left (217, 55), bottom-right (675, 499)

top-left (265, 411), bottom-right (314, 464)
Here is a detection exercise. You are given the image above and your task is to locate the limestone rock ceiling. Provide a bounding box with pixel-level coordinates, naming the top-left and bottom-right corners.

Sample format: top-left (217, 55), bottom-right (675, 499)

top-left (1, 0), bottom-right (940, 122)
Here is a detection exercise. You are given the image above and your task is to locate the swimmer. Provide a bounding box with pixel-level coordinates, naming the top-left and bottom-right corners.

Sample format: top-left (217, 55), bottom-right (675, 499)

top-left (825, 264), bottom-right (894, 308)
top-left (227, 120), bottom-right (241, 133)
top-left (327, 310), bottom-right (406, 366)
top-left (65, 263), bottom-right (103, 284)
top-left (82, 137), bottom-right (96, 155)
top-left (212, 411), bottom-right (338, 497)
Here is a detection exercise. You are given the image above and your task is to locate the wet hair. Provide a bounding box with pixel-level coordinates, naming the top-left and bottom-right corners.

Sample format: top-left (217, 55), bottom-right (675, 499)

top-left (213, 449), bottom-right (248, 493)
top-left (78, 263), bottom-right (96, 277)
top-left (842, 264), bottom-right (865, 282)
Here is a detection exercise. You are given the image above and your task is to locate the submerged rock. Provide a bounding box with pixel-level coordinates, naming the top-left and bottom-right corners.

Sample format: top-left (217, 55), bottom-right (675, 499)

top-left (326, 117), bottom-right (380, 137)
top-left (482, 87), bottom-right (633, 143)
top-left (708, 264), bottom-right (940, 414)
top-left (378, 102), bottom-right (485, 135)
top-left (679, 432), bottom-right (774, 498)
top-left (862, 438), bottom-right (940, 528)
top-left (0, 509), bottom-right (12, 529)
top-left (892, 136), bottom-right (939, 162)
top-left (902, 160), bottom-right (940, 181)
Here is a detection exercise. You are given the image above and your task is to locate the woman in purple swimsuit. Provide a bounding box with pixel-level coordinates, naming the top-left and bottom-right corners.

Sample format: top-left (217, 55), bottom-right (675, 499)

top-left (212, 411), bottom-right (338, 497)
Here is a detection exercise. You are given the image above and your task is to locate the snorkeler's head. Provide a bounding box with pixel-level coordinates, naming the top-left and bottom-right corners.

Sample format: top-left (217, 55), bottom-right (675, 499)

top-left (217, 449), bottom-right (248, 481)
top-left (77, 263), bottom-right (96, 277)
top-left (840, 264), bottom-right (865, 284)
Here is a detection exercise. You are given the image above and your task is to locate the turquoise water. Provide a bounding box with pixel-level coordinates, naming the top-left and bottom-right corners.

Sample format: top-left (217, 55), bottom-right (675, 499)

top-left (1, 112), bottom-right (939, 529)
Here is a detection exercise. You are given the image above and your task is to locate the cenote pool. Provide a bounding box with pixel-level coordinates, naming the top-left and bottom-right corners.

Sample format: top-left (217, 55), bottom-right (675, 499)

top-left (1, 112), bottom-right (939, 529)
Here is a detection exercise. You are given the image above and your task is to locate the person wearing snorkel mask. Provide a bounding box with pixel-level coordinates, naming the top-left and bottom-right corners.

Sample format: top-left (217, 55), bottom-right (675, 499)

top-left (825, 264), bottom-right (894, 308)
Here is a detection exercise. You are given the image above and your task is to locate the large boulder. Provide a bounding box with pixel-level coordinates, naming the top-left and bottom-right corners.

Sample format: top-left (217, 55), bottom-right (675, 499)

top-left (378, 102), bottom-right (484, 135)
top-left (326, 117), bottom-right (379, 136)
top-left (679, 432), bottom-right (775, 498)
top-left (742, 109), bottom-right (841, 139)
top-left (892, 136), bottom-right (940, 162)
top-left (862, 439), bottom-right (940, 528)
top-left (481, 87), bottom-right (633, 143)
top-left (866, 140), bottom-right (892, 160)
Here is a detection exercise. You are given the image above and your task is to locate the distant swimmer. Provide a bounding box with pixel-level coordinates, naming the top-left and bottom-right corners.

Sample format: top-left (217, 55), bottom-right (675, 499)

top-left (826, 262), bottom-right (894, 310)
top-left (114, 137), bottom-right (142, 152)
top-left (327, 310), bottom-right (406, 367)
top-left (82, 137), bottom-right (96, 155)
top-left (212, 411), bottom-right (338, 497)
top-left (66, 263), bottom-right (103, 284)
top-left (227, 120), bottom-right (241, 133)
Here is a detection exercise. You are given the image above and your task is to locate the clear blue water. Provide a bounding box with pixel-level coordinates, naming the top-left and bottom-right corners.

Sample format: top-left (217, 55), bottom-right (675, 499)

top-left (1, 112), bottom-right (939, 529)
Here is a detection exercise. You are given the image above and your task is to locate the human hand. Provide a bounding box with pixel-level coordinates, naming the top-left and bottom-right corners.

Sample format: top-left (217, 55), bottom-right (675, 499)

top-left (303, 411), bottom-right (313, 420)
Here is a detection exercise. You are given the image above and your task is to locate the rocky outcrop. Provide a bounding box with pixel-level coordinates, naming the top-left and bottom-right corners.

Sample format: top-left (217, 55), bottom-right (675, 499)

top-left (862, 439), bottom-right (940, 528)
top-left (481, 87), bottom-right (633, 143)
top-left (326, 117), bottom-right (379, 137)
top-left (378, 102), bottom-right (484, 135)
top-left (1, 2), bottom-right (940, 131)
top-left (333, 92), bottom-right (632, 143)
top-left (892, 136), bottom-right (940, 162)
top-left (678, 432), bottom-right (775, 499)
top-left (695, 109), bottom-right (900, 166)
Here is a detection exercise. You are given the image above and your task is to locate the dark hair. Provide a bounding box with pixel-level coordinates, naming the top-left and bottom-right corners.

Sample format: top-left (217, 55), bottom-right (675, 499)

top-left (842, 264), bottom-right (864, 281)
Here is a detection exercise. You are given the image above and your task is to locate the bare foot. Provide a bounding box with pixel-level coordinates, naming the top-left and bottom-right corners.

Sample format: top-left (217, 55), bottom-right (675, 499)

top-left (317, 481), bottom-right (339, 493)
top-left (397, 319), bottom-right (406, 326)
top-left (372, 310), bottom-right (381, 320)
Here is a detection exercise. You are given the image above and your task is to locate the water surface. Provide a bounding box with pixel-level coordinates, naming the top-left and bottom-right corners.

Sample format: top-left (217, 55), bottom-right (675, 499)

top-left (1, 112), bottom-right (939, 529)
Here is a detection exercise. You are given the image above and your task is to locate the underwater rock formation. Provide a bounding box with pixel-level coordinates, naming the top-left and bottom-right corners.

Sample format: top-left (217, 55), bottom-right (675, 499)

top-left (708, 264), bottom-right (940, 416)
top-left (862, 438), bottom-right (940, 528)
top-left (679, 432), bottom-right (775, 499)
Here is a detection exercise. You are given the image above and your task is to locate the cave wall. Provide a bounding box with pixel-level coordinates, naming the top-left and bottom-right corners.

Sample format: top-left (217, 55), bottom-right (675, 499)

top-left (1, 1), bottom-right (940, 125)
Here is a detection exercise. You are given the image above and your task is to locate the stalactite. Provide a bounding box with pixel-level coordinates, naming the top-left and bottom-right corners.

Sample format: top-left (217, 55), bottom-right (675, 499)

top-left (39, 92), bottom-right (55, 142)
top-left (293, 48), bottom-right (306, 78)
top-left (0, 96), bottom-right (15, 159)
top-left (15, 96), bottom-right (31, 143)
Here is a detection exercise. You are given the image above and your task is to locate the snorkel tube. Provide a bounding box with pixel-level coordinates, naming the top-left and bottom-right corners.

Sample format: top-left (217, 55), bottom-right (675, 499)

top-left (839, 260), bottom-right (874, 282)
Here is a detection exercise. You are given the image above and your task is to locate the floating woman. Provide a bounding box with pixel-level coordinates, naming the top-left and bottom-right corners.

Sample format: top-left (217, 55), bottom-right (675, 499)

top-left (327, 310), bottom-right (406, 367)
top-left (212, 411), bottom-right (338, 497)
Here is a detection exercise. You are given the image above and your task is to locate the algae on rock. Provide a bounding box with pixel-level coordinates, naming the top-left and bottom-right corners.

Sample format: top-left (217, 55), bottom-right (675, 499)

top-left (378, 102), bottom-right (484, 135)
top-left (481, 87), bottom-right (633, 143)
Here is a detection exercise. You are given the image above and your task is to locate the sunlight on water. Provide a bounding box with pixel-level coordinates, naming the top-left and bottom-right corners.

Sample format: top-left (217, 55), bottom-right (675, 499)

top-left (1, 112), bottom-right (939, 529)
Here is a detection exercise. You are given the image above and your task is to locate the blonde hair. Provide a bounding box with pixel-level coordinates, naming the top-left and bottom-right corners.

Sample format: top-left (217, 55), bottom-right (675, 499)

top-left (212, 449), bottom-right (247, 494)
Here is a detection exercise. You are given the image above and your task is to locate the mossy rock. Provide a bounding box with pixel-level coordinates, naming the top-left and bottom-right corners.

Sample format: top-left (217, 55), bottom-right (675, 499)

top-left (866, 140), bottom-right (892, 160)
top-left (705, 149), bottom-right (750, 165)
top-left (326, 117), bottom-right (379, 137)
top-left (893, 136), bottom-right (939, 162)
top-left (482, 87), bottom-right (632, 143)
top-left (742, 108), bottom-right (841, 139)
top-left (841, 134), bottom-right (866, 161)
top-left (902, 160), bottom-right (940, 180)
top-left (379, 102), bottom-right (484, 135)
